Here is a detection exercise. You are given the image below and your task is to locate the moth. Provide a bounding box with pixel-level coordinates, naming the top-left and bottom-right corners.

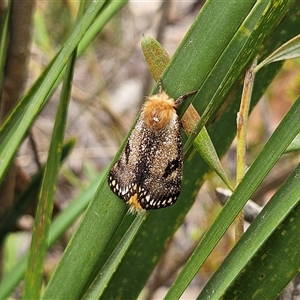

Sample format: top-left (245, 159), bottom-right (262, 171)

top-left (108, 80), bottom-right (197, 213)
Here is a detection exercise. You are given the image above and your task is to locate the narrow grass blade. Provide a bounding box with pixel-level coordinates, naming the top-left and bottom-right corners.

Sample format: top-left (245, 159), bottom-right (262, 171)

top-left (165, 93), bottom-right (300, 299)
top-left (0, 1), bottom-right (106, 183)
top-left (255, 34), bottom-right (300, 72)
top-left (0, 139), bottom-right (75, 243)
top-left (0, 172), bottom-right (103, 300)
top-left (23, 42), bottom-right (77, 299)
top-left (199, 163), bottom-right (300, 299)
top-left (82, 212), bottom-right (148, 299)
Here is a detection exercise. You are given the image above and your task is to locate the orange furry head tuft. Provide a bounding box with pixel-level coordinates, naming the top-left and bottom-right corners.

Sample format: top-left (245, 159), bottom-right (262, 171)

top-left (142, 91), bottom-right (177, 130)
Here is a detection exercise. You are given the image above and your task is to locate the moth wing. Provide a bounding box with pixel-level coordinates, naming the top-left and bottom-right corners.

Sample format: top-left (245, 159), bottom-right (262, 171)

top-left (108, 109), bottom-right (183, 210)
top-left (139, 118), bottom-right (183, 209)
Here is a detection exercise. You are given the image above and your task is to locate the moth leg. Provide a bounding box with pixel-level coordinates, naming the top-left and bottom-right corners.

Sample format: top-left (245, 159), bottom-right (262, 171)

top-left (175, 90), bottom-right (198, 107)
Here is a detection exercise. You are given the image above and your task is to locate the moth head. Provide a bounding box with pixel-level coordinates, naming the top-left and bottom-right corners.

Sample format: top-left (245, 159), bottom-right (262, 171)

top-left (142, 91), bottom-right (177, 130)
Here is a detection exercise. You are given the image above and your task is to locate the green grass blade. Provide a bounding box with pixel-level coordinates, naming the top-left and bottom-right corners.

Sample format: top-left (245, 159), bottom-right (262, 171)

top-left (0, 139), bottom-right (75, 243)
top-left (199, 163), bottom-right (300, 299)
top-left (141, 35), bottom-right (233, 190)
top-left (195, 127), bottom-right (234, 190)
top-left (0, 1), bottom-right (10, 86)
top-left (82, 212), bottom-right (148, 299)
top-left (255, 33), bottom-right (300, 71)
top-left (183, 1), bottom-right (293, 152)
top-left (0, 1), bottom-right (105, 184)
top-left (100, 2), bottom-right (300, 299)
top-left (286, 134), bottom-right (300, 153)
top-left (42, 1), bottom-right (259, 298)
top-left (23, 38), bottom-right (77, 299)
top-left (78, 0), bottom-right (128, 55)
top-left (165, 93), bottom-right (300, 299)
top-left (41, 159), bottom-right (128, 299)
top-left (0, 172), bottom-right (102, 300)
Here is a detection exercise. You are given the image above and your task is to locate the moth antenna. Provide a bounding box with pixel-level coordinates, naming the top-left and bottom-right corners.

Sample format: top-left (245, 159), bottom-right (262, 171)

top-left (175, 90), bottom-right (198, 107)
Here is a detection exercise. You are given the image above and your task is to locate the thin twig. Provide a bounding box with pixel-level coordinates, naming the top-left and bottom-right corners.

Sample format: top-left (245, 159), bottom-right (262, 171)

top-left (235, 58), bottom-right (257, 242)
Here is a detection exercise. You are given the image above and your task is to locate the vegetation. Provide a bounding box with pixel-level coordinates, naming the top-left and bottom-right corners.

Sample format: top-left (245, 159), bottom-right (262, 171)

top-left (0, 1), bottom-right (300, 299)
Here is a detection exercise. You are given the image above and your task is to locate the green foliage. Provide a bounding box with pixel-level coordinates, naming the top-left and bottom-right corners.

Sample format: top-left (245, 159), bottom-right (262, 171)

top-left (1, 1), bottom-right (300, 299)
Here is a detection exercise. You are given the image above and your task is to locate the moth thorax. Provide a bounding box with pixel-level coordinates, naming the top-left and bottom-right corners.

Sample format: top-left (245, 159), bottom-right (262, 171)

top-left (143, 93), bottom-right (177, 130)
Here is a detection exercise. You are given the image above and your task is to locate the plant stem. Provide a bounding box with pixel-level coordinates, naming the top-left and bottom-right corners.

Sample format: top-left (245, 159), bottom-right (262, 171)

top-left (235, 58), bottom-right (257, 241)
